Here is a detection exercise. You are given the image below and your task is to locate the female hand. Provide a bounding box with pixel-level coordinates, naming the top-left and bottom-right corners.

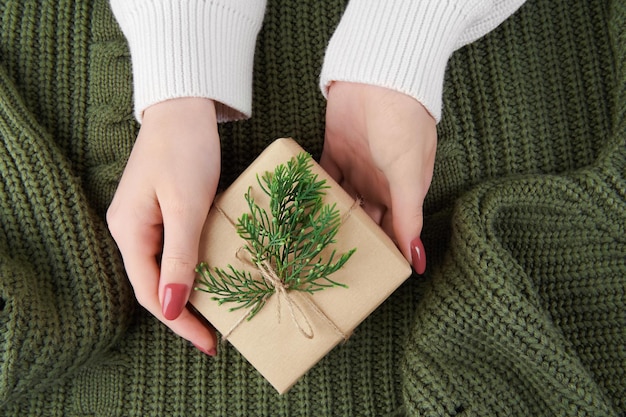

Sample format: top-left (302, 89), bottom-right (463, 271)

top-left (320, 82), bottom-right (437, 274)
top-left (107, 98), bottom-right (220, 355)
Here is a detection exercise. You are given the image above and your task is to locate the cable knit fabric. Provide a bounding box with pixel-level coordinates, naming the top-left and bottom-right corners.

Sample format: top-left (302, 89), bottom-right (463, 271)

top-left (0, 0), bottom-right (624, 416)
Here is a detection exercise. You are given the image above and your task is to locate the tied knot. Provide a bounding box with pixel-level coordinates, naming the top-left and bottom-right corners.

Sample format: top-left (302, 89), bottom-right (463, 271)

top-left (215, 197), bottom-right (362, 344)
top-left (254, 258), bottom-right (315, 339)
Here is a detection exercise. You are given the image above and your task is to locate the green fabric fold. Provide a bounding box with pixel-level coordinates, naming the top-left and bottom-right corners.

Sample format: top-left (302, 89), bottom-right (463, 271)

top-left (403, 163), bottom-right (626, 415)
top-left (0, 49), bottom-right (134, 405)
top-left (402, 2), bottom-right (626, 414)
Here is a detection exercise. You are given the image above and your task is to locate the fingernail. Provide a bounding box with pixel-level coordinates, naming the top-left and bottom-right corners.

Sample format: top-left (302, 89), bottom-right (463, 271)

top-left (410, 237), bottom-right (426, 275)
top-left (193, 343), bottom-right (217, 357)
top-left (162, 283), bottom-right (189, 320)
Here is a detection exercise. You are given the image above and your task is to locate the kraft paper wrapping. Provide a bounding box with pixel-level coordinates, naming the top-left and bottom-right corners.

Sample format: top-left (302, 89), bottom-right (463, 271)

top-left (189, 138), bottom-right (412, 394)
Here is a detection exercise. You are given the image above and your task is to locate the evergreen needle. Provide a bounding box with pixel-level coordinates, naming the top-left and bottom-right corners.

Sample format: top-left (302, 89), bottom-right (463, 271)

top-left (195, 152), bottom-right (356, 320)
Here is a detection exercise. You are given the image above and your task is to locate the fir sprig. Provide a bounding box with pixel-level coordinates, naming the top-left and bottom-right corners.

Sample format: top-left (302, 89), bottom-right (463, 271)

top-left (195, 152), bottom-right (356, 320)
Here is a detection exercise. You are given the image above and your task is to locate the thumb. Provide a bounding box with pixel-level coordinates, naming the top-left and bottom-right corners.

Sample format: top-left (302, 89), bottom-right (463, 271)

top-left (158, 205), bottom-right (207, 320)
top-left (390, 184), bottom-right (427, 275)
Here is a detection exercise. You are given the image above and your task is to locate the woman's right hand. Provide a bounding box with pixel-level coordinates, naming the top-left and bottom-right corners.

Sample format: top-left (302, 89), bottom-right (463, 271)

top-left (107, 97), bottom-right (220, 356)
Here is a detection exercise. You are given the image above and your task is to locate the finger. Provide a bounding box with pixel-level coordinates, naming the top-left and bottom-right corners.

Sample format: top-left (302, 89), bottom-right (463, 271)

top-left (128, 254), bottom-right (217, 353)
top-left (158, 201), bottom-right (209, 321)
top-left (320, 147), bottom-right (343, 184)
top-left (361, 197), bottom-right (386, 226)
top-left (389, 183), bottom-right (426, 274)
top-left (114, 222), bottom-right (218, 354)
top-left (380, 208), bottom-right (395, 241)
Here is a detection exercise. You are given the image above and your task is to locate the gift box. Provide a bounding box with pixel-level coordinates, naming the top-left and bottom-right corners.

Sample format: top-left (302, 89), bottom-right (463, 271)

top-left (189, 138), bottom-right (412, 394)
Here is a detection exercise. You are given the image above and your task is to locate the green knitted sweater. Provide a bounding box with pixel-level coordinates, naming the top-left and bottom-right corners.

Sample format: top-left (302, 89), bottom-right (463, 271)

top-left (0, 0), bottom-right (624, 415)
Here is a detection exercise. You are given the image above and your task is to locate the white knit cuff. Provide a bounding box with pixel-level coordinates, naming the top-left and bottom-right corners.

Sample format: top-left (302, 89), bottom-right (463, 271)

top-left (320, 0), bottom-right (523, 122)
top-left (110, 0), bottom-right (266, 123)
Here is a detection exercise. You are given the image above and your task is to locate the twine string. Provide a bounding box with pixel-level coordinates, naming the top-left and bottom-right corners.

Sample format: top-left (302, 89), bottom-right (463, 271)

top-left (213, 195), bottom-right (362, 343)
top-left (257, 259), bottom-right (314, 339)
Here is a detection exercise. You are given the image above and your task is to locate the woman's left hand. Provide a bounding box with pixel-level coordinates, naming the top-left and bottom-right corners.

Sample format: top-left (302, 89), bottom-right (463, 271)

top-left (320, 82), bottom-right (437, 274)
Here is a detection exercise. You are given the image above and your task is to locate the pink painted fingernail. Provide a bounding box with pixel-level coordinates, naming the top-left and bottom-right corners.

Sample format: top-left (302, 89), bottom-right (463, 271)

top-left (410, 237), bottom-right (426, 275)
top-left (162, 283), bottom-right (188, 320)
top-left (193, 343), bottom-right (217, 357)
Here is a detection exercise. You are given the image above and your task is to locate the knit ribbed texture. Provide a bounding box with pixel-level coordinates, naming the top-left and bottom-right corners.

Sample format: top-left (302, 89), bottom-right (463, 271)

top-left (0, 0), bottom-right (624, 416)
top-left (110, 0), bottom-right (266, 122)
top-left (0, 0), bottom-right (135, 406)
top-left (319, 0), bottom-right (525, 122)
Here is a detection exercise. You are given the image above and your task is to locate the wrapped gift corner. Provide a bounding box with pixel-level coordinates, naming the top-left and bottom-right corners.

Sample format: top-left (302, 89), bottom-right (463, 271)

top-left (189, 138), bottom-right (411, 394)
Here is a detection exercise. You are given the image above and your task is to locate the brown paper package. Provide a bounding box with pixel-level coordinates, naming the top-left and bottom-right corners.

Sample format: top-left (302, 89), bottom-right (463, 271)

top-left (190, 138), bottom-right (412, 394)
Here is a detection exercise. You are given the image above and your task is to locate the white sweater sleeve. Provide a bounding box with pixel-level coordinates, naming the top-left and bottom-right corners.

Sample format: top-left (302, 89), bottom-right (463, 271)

top-left (110, 0), bottom-right (267, 123)
top-left (320, 0), bottom-right (526, 122)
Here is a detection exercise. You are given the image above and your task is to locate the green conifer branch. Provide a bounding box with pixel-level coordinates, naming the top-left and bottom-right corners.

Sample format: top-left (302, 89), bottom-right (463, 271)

top-left (195, 152), bottom-right (356, 320)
